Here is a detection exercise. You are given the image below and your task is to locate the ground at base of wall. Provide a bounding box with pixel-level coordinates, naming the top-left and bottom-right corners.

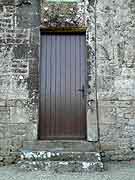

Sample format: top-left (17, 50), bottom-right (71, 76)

top-left (0, 153), bottom-right (19, 167)
top-left (0, 161), bottom-right (135, 180)
top-left (101, 148), bottom-right (135, 161)
top-left (103, 160), bottom-right (135, 171)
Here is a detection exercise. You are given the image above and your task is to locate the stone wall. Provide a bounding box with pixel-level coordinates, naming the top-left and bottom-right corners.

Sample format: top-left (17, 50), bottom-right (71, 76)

top-left (0, 0), bottom-right (135, 165)
top-left (96, 0), bottom-right (135, 160)
top-left (41, 0), bottom-right (85, 27)
top-left (0, 0), bottom-right (40, 165)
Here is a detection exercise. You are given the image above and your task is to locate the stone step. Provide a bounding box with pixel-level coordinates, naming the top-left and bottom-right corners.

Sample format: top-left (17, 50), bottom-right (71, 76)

top-left (23, 140), bottom-right (97, 152)
top-left (18, 150), bottom-right (101, 162)
top-left (16, 141), bottom-right (104, 173)
top-left (17, 160), bottom-right (103, 173)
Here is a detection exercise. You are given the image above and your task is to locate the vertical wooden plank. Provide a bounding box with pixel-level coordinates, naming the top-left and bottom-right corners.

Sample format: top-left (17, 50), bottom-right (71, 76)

top-left (60, 35), bottom-right (66, 136)
top-left (80, 34), bottom-right (86, 137)
top-left (55, 35), bottom-right (61, 136)
top-left (65, 35), bottom-right (72, 136)
top-left (70, 35), bottom-right (76, 136)
top-left (45, 35), bottom-right (52, 137)
top-left (50, 35), bottom-right (56, 137)
top-left (75, 35), bottom-right (82, 137)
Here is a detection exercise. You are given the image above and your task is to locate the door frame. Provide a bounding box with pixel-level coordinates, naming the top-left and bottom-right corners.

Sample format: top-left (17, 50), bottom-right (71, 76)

top-left (38, 27), bottom-right (88, 140)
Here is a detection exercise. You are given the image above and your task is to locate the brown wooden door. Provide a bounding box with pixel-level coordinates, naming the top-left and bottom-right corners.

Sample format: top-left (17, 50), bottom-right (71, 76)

top-left (39, 33), bottom-right (86, 140)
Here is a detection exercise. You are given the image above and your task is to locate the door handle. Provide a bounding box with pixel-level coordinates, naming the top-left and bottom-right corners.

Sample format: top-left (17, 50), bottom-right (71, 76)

top-left (78, 85), bottom-right (85, 98)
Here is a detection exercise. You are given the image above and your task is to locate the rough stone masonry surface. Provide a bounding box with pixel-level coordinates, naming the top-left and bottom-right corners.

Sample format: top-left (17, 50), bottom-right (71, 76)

top-left (0, 0), bottom-right (135, 165)
top-left (0, 161), bottom-right (135, 180)
top-left (0, 0), bottom-right (40, 165)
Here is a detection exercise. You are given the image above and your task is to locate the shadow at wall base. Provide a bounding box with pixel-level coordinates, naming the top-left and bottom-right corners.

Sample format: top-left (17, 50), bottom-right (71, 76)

top-left (100, 144), bottom-right (135, 162)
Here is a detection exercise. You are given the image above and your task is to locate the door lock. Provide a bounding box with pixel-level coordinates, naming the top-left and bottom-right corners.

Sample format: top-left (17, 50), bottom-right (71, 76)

top-left (78, 85), bottom-right (86, 98)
